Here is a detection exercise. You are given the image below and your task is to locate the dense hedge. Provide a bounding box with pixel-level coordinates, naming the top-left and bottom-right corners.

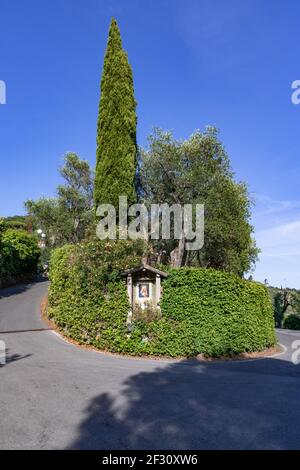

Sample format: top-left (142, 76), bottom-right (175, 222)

top-left (0, 229), bottom-right (40, 288)
top-left (283, 314), bottom-right (300, 330)
top-left (158, 268), bottom-right (276, 356)
top-left (48, 241), bottom-right (276, 357)
top-left (48, 240), bottom-right (147, 352)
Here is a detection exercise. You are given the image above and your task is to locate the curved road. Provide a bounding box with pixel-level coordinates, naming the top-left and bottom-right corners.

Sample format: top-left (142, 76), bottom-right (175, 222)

top-left (1, 281), bottom-right (300, 450)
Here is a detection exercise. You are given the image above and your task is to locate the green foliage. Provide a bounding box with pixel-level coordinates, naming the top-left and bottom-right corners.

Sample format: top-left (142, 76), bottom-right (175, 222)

top-left (25, 152), bottom-right (94, 247)
top-left (133, 301), bottom-right (162, 324)
top-left (139, 127), bottom-right (258, 275)
top-left (157, 268), bottom-right (276, 356)
top-left (2, 215), bottom-right (28, 231)
top-left (94, 18), bottom-right (137, 211)
top-left (283, 314), bottom-right (300, 330)
top-left (48, 239), bottom-right (146, 352)
top-left (49, 243), bottom-right (275, 357)
top-left (268, 287), bottom-right (300, 327)
top-left (290, 291), bottom-right (300, 314)
top-left (57, 152), bottom-right (94, 233)
top-left (273, 292), bottom-right (285, 327)
top-left (0, 229), bottom-right (40, 287)
top-left (0, 218), bottom-right (6, 237)
top-left (25, 198), bottom-right (62, 243)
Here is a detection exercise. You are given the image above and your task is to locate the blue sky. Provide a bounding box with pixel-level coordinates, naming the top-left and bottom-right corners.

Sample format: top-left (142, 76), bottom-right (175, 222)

top-left (0, 0), bottom-right (300, 287)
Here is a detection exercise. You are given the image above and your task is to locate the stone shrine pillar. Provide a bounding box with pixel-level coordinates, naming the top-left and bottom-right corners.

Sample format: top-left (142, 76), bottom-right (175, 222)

top-left (127, 274), bottom-right (133, 305)
top-left (155, 274), bottom-right (161, 306)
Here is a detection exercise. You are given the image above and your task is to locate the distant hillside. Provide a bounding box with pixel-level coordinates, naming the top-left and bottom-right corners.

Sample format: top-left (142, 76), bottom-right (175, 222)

top-left (2, 215), bottom-right (31, 231)
top-left (268, 285), bottom-right (299, 315)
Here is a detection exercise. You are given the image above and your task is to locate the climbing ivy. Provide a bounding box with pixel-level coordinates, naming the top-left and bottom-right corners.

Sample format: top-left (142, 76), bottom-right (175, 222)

top-left (48, 244), bottom-right (275, 357)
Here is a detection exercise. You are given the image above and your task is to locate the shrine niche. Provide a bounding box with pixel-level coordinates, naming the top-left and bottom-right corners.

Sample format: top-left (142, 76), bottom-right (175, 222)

top-left (122, 263), bottom-right (168, 311)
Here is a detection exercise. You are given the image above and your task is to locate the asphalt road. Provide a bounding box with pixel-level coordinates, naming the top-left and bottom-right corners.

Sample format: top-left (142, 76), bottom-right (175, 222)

top-left (1, 281), bottom-right (300, 450)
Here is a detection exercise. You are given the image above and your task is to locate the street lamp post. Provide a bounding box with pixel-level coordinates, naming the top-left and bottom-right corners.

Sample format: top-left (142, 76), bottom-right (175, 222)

top-left (37, 229), bottom-right (46, 249)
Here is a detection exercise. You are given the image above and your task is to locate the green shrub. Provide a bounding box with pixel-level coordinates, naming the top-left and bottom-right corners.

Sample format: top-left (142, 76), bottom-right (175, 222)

top-left (48, 239), bottom-right (147, 352)
top-left (133, 301), bottom-right (162, 324)
top-left (48, 241), bottom-right (276, 357)
top-left (0, 229), bottom-right (40, 287)
top-left (283, 314), bottom-right (300, 330)
top-left (156, 268), bottom-right (276, 356)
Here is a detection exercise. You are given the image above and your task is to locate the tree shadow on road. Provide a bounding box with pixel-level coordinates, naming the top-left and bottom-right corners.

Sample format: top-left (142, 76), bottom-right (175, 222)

top-left (69, 357), bottom-right (300, 450)
top-left (0, 283), bottom-right (31, 300)
top-left (0, 278), bottom-right (49, 300)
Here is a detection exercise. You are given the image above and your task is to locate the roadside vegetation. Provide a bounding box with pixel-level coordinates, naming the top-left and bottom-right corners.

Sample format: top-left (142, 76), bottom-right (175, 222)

top-left (4, 19), bottom-right (280, 353)
top-left (268, 286), bottom-right (300, 329)
top-left (0, 219), bottom-right (40, 288)
top-left (48, 241), bottom-right (275, 357)
top-left (45, 19), bottom-right (276, 357)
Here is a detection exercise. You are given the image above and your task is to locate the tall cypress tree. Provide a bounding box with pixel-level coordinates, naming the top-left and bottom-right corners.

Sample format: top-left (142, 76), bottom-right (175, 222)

top-left (94, 18), bottom-right (137, 211)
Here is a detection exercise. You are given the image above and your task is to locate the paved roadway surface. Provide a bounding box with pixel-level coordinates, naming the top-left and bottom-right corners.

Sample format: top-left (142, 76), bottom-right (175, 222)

top-left (0, 281), bottom-right (300, 450)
